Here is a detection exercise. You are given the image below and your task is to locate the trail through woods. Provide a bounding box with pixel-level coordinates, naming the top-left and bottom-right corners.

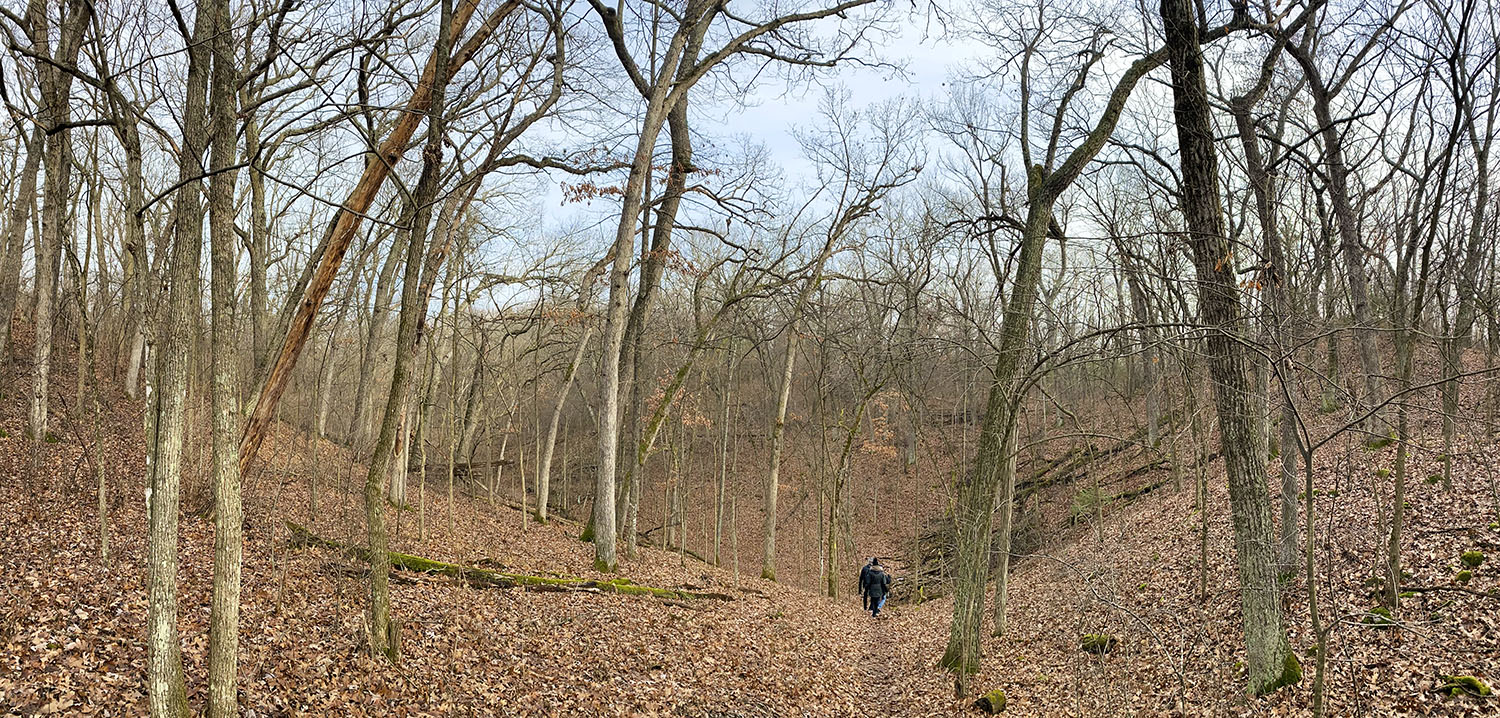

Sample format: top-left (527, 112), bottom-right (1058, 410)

top-left (1, 334), bottom-right (1498, 716)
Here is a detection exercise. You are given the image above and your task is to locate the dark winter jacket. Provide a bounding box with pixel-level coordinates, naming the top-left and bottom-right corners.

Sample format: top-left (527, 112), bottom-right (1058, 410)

top-left (859, 564), bottom-right (891, 599)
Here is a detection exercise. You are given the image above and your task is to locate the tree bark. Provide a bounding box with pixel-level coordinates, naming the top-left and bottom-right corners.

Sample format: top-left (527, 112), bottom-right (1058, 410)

top-left (147, 0), bottom-right (211, 711)
top-left (25, 0), bottom-right (89, 456)
top-left (362, 0), bottom-right (457, 661)
top-left (1285, 40), bottom-right (1387, 438)
top-left (1228, 59), bottom-right (1301, 574)
top-left (205, 0), bottom-right (243, 711)
top-left (0, 126), bottom-right (42, 360)
top-left (1159, 0), bottom-right (1295, 694)
top-left (537, 325), bottom-right (592, 522)
top-left (940, 195), bottom-right (1049, 682)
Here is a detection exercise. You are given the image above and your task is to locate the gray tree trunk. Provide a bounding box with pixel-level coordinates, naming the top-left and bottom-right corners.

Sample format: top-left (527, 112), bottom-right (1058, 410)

top-left (205, 0), bottom-right (243, 711)
top-left (1160, 0), bottom-right (1295, 693)
top-left (147, 0), bottom-right (210, 711)
top-left (538, 325), bottom-right (592, 522)
top-left (0, 127), bottom-right (42, 361)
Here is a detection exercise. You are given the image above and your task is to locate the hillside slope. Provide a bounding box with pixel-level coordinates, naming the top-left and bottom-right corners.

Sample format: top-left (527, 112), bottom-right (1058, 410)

top-left (1, 331), bottom-right (1497, 716)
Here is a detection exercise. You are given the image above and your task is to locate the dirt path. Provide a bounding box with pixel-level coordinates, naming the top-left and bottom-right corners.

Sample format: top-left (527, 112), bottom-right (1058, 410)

top-left (855, 601), bottom-right (899, 693)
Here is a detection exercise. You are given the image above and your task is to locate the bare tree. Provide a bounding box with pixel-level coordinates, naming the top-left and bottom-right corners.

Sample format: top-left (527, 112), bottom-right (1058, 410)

top-left (1159, 0), bottom-right (1295, 694)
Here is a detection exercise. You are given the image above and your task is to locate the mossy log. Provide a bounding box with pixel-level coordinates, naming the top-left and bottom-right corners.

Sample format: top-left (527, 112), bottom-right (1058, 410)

top-left (1361, 606), bottom-right (1398, 628)
top-left (973, 688), bottom-right (1007, 713)
top-left (1437, 674), bottom-right (1492, 698)
top-left (1080, 634), bottom-right (1118, 654)
top-left (287, 522), bottom-right (732, 601)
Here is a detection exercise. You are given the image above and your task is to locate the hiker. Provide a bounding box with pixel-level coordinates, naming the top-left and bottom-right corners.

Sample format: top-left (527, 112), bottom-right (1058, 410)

top-left (858, 557), bottom-right (892, 618)
top-left (858, 558), bottom-right (876, 611)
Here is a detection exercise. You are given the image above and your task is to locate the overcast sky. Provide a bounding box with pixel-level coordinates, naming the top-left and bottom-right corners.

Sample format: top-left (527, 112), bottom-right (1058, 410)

top-left (532, 7), bottom-right (985, 235)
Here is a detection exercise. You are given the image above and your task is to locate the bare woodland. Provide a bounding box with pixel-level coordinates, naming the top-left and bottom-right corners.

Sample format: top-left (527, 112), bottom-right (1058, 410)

top-left (1, 0), bottom-right (1498, 715)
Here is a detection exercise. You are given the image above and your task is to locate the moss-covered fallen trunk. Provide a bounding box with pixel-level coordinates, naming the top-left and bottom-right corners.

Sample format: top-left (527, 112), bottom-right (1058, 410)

top-left (287, 522), bottom-right (732, 601)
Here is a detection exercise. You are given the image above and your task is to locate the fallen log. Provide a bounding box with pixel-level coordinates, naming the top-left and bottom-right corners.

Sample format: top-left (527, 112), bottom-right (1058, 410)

top-left (287, 522), bottom-right (733, 601)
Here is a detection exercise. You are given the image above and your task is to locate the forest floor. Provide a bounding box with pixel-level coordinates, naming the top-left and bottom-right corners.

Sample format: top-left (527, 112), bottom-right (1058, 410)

top-left (1, 335), bottom-right (1499, 716)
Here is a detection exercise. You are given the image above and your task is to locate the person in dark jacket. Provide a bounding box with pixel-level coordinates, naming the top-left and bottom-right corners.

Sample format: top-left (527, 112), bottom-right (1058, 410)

top-left (857, 558), bottom-right (876, 611)
top-left (858, 558), bottom-right (892, 617)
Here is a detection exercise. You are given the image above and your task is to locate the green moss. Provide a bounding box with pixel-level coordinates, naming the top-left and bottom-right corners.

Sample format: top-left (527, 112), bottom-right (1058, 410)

top-left (1319, 399), bottom-right (1340, 414)
top-left (43, 431), bottom-right (60, 444)
top-left (286, 521), bottom-right (720, 602)
top-left (0, 428), bottom-right (8, 438)
top-left (1367, 435), bottom-right (1396, 451)
top-left (1425, 474), bottom-right (1442, 485)
top-left (1374, 468), bottom-right (1391, 479)
top-left (939, 645), bottom-right (981, 674)
top-left (1362, 606), bottom-right (1397, 628)
top-left (1489, 523), bottom-right (1499, 530)
top-left (973, 688), bottom-right (1007, 713)
top-left (1258, 651), bottom-right (1302, 694)
top-left (1437, 674), bottom-right (1492, 698)
top-left (1080, 634), bottom-right (1118, 654)
top-left (1327, 489), bottom-right (1339, 498)
top-left (1461, 551), bottom-right (1485, 568)
top-left (1456, 570), bottom-right (1472, 584)
top-left (592, 557), bottom-right (615, 573)
top-left (1398, 591), bottom-right (1415, 598)
top-left (1070, 487), bottom-right (1110, 523)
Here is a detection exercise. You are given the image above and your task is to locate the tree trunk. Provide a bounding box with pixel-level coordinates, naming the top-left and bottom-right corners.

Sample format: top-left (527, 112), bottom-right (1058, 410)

top-left (26, 0), bottom-right (89, 456)
top-left (1159, 0), bottom-right (1295, 693)
top-left (205, 0), bottom-right (243, 711)
top-left (362, 0), bottom-right (456, 661)
top-left (238, 0), bottom-right (516, 475)
top-left (243, 108), bottom-right (271, 383)
top-left (714, 342), bottom-right (733, 566)
top-left (988, 422), bottom-right (1018, 636)
top-left (147, 0), bottom-right (210, 710)
top-left (0, 127), bottom-right (42, 360)
top-left (1229, 76), bottom-right (1300, 575)
top-left (940, 195), bottom-right (1050, 683)
top-left (1286, 41), bottom-right (1387, 438)
top-left (538, 326), bottom-right (592, 522)
top-left (349, 227), bottom-right (406, 446)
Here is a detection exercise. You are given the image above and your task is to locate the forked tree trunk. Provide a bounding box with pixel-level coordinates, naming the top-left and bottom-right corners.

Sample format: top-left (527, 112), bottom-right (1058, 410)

top-left (1159, 0), bottom-right (1295, 694)
top-left (26, 0), bottom-right (89, 457)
